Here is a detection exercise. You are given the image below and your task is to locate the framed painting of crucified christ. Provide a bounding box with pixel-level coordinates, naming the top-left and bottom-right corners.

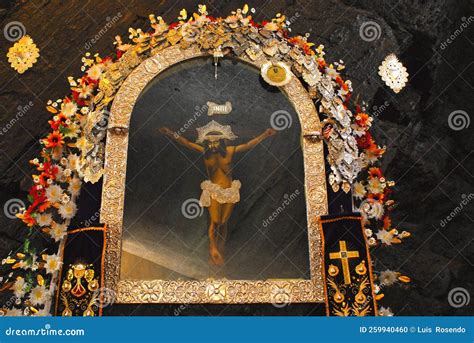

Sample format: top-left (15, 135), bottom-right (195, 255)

top-left (100, 46), bottom-right (328, 304)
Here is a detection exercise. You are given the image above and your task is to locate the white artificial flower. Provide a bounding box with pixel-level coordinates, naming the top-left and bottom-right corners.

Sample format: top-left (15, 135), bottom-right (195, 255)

top-left (376, 229), bottom-right (394, 245)
top-left (367, 177), bottom-right (384, 194)
top-left (364, 228), bottom-right (373, 237)
top-left (36, 213), bottom-right (52, 227)
top-left (68, 177), bottom-right (82, 196)
top-left (67, 153), bottom-right (79, 170)
top-left (44, 254), bottom-right (62, 274)
top-left (61, 102), bottom-right (78, 117)
top-left (11, 277), bottom-right (26, 298)
top-left (61, 193), bottom-right (70, 204)
top-left (379, 270), bottom-right (399, 286)
top-left (50, 222), bottom-right (67, 242)
top-left (368, 237), bottom-right (377, 246)
top-left (352, 181), bottom-right (367, 200)
top-left (28, 285), bottom-right (48, 306)
top-left (45, 184), bottom-right (63, 203)
top-left (58, 201), bottom-right (77, 219)
top-left (86, 64), bottom-right (104, 80)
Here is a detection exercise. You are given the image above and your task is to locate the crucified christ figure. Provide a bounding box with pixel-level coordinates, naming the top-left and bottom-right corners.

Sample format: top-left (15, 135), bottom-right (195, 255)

top-left (159, 121), bottom-right (276, 266)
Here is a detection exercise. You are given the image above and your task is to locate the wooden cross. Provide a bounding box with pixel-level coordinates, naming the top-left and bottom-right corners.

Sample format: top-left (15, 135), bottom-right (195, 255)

top-left (329, 240), bottom-right (360, 285)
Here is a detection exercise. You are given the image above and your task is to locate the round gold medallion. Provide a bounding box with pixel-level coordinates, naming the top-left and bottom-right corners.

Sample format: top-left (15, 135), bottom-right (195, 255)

top-left (261, 62), bottom-right (292, 87)
top-left (266, 65), bottom-right (287, 83)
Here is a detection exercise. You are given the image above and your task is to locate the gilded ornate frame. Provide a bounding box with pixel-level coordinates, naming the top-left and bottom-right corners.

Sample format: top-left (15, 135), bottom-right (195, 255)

top-left (100, 44), bottom-right (328, 304)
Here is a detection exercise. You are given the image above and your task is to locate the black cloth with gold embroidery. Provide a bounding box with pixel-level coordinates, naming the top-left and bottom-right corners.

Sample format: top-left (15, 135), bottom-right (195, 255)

top-left (54, 226), bottom-right (106, 316)
top-left (319, 214), bottom-right (377, 316)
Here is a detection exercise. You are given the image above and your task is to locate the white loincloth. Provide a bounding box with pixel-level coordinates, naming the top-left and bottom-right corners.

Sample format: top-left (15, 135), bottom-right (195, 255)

top-left (199, 180), bottom-right (241, 207)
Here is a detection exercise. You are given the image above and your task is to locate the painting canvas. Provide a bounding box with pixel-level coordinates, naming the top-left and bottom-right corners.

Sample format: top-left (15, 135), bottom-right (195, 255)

top-left (120, 58), bottom-right (310, 281)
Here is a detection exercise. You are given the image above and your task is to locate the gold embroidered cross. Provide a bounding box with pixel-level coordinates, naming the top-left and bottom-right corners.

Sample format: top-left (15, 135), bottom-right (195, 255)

top-left (329, 240), bottom-right (359, 285)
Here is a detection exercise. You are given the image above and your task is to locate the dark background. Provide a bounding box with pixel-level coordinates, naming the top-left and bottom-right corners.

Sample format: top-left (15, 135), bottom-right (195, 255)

top-left (0, 0), bottom-right (472, 316)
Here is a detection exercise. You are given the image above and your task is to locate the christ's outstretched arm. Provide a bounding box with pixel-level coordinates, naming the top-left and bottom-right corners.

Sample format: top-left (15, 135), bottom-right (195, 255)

top-left (159, 127), bottom-right (204, 153)
top-left (234, 128), bottom-right (277, 153)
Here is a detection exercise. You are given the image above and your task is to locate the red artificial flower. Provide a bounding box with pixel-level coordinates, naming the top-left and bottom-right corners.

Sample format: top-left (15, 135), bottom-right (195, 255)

top-left (17, 210), bottom-right (35, 227)
top-left (335, 76), bottom-right (348, 91)
top-left (356, 113), bottom-right (371, 127)
top-left (38, 173), bottom-right (52, 186)
top-left (71, 90), bottom-right (86, 106)
top-left (303, 44), bottom-right (315, 55)
top-left (29, 185), bottom-right (45, 203)
top-left (367, 192), bottom-right (385, 203)
top-left (44, 131), bottom-right (65, 149)
top-left (366, 144), bottom-right (386, 158)
top-left (368, 167), bottom-right (383, 179)
top-left (48, 113), bottom-right (68, 130)
top-left (356, 132), bottom-right (374, 149)
top-left (317, 58), bottom-right (327, 69)
top-left (168, 22), bottom-right (179, 30)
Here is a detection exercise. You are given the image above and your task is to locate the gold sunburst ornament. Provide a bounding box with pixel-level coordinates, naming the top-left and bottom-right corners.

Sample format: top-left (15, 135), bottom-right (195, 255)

top-left (7, 35), bottom-right (40, 74)
top-left (261, 61), bottom-right (292, 87)
top-left (378, 54), bottom-right (408, 93)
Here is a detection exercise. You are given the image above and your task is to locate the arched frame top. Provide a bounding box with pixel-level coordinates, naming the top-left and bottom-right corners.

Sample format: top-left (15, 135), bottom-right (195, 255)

top-left (101, 44), bottom-right (328, 304)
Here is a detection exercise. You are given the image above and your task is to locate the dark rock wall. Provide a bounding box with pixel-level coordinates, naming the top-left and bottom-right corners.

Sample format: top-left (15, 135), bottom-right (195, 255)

top-left (0, 0), bottom-right (472, 315)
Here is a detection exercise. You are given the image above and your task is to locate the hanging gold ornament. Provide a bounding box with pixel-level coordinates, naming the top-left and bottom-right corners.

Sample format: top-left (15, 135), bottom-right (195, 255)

top-left (261, 61), bottom-right (292, 87)
top-left (7, 35), bottom-right (40, 74)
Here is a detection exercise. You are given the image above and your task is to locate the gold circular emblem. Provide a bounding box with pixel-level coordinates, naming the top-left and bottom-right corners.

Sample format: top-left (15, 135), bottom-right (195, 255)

top-left (266, 64), bottom-right (287, 83)
top-left (261, 61), bottom-right (292, 86)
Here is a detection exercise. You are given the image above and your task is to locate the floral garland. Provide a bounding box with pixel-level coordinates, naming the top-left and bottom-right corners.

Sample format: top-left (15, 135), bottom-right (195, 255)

top-left (0, 4), bottom-right (409, 316)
